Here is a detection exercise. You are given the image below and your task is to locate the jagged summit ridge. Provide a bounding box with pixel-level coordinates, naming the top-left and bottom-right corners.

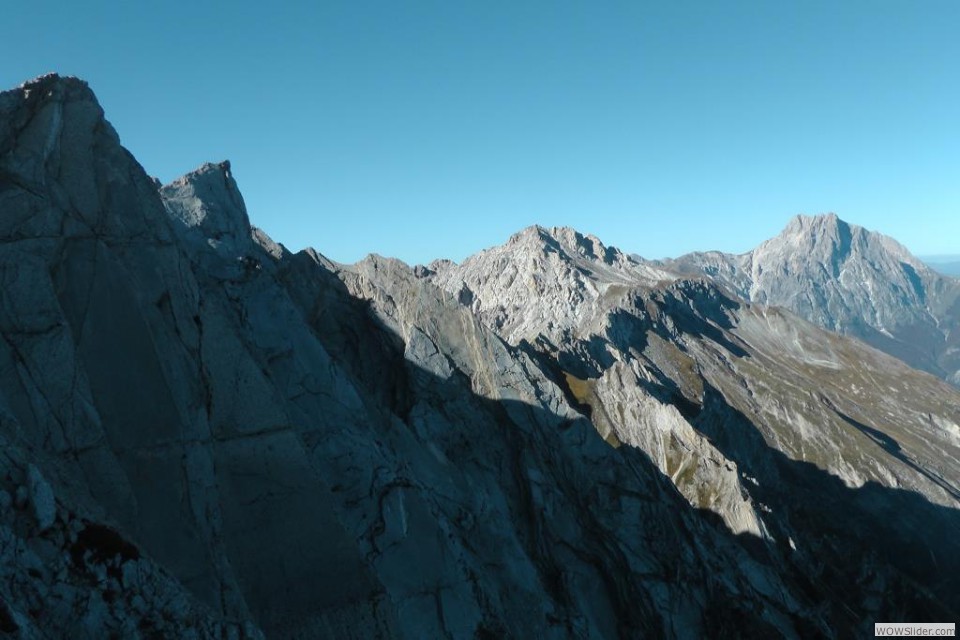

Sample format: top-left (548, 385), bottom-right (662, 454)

top-left (7, 72), bottom-right (93, 99)
top-left (430, 224), bottom-right (675, 344)
top-left (506, 224), bottom-right (627, 265)
top-left (0, 73), bottom-right (105, 159)
top-left (2, 74), bottom-right (960, 638)
top-left (758, 213), bottom-right (923, 272)
top-left (0, 72), bottom-right (170, 243)
top-left (428, 214), bottom-right (960, 620)
top-left (668, 213), bottom-right (960, 384)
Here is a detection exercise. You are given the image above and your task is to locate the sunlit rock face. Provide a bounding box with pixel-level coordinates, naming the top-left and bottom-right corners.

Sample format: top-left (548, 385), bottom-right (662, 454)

top-left (1, 74), bottom-right (958, 639)
top-left (665, 213), bottom-right (960, 386)
top-left (431, 221), bottom-right (960, 632)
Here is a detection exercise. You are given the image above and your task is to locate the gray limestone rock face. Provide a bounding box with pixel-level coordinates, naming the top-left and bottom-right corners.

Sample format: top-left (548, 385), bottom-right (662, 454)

top-left (429, 225), bottom-right (674, 346)
top-left (666, 213), bottom-right (960, 385)
top-left (432, 220), bottom-right (960, 630)
top-left (2, 73), bottom-right (959, 639)
top-left (161, 160), bottom-right (253, 257)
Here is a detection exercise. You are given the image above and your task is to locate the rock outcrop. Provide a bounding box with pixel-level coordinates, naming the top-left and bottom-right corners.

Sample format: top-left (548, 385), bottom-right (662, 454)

top-left (1, 74), bottom-right (959, 639)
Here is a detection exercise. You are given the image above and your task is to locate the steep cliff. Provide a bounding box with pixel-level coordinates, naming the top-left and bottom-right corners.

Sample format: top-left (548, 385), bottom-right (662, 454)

top-left (1, 74), bottom-right (958, 639)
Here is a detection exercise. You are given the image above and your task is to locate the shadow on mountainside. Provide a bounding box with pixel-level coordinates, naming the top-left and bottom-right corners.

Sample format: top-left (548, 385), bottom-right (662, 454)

top-left (687, 383), bottom-right (960, 630)
top-left (653, 282), bottom-right (750, 359)
top-left (277, 249), bottom-right (416, 419)
top-left (11, 218), bottom-right (956, 638)
top-left (8, 217), bottom-right (956, 639)
top-left (266, 255), bottom-right (791, 638)
top-left (272, 254), bottom-right (959, 638)
top-left (835, 410), bottom-right (960, 501)
top-left (4, 74), bottom-right (956, 639)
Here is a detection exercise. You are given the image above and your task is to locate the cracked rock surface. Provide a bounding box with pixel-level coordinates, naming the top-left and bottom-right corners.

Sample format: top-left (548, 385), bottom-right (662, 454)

top-left (1, 74), bottom-right (959, 639)
top-left (430, 224), bottom-right (960, 633)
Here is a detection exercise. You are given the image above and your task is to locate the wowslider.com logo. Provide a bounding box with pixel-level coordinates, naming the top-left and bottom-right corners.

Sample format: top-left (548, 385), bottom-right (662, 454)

top-left (876, 623), bottom-right (955, 637)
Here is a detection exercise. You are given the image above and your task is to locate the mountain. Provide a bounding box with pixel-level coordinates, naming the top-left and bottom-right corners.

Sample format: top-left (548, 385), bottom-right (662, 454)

top-left (1, 74), bottom-right (958, 639)
top-left (664, 214), bottom-right (960, 386)
top-left (432, 223), bottom-right (960, 529)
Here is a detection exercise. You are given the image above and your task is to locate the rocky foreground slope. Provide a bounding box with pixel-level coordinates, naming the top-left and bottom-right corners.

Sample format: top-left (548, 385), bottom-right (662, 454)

top-left (1, 74), bottom-right (959, 639)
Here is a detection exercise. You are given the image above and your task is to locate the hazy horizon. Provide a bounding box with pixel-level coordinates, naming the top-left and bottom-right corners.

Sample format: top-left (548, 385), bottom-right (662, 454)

top-left (919, 254), bottom-right (960, 262)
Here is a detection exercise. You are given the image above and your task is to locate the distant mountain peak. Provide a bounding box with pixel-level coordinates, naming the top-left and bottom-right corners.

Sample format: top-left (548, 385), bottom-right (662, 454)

top-left (759, 212), bottom-right (858, 267)
top-left (669, 212), bottom-right (960, 383)
top-left (761, 212), bottom-right (924, 267)
top-left (507, 224), bottom-right (627, 266)
top-left (3, 74), bottom-right (960, 638)
top-left (786, 211), bottom-right (839, 228)
top-left (778, 212), bottom-right (847, 240)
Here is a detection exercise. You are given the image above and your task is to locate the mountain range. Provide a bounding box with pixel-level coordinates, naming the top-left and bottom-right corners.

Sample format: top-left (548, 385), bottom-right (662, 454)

top-left (1, 74), bottom-right (958, 639)
top-left (921, 256), bottom-right (960, 277)
top-left (661, 213), bottom-right (960, 387)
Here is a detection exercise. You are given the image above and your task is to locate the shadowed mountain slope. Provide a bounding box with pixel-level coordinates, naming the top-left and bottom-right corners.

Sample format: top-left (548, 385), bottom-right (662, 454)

top-left (1, 75), bottom-right (958, 639)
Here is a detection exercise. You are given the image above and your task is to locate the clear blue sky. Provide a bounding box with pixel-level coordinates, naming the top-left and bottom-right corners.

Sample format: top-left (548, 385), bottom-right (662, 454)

top-left (4, 1), bottom-right (958, 264)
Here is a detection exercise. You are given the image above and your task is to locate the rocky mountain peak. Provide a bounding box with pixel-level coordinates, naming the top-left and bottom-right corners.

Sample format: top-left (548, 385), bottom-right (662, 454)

top-left (4, 73), bottom-right (960, 638)
top-left (160, 160), bottom-right (253, 257)
top-left (766, 213), bottom-right (852, 257)
top-left (429, 225), bottom-right (676, 346)
top-left (783, 211), bottom-right (840, 233)
top-left (752, 213), bottom-right (931, 306)
top-left (0, 72), bottom-right (175, 241)
top-left (0, 73), bottom-right (105, 158)
top-left (507, 224), bottom-right (626, 266)
top-left (767, 213), bottom-right (918, 268)
top-left (669, 213), bottom-right (960, 384)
